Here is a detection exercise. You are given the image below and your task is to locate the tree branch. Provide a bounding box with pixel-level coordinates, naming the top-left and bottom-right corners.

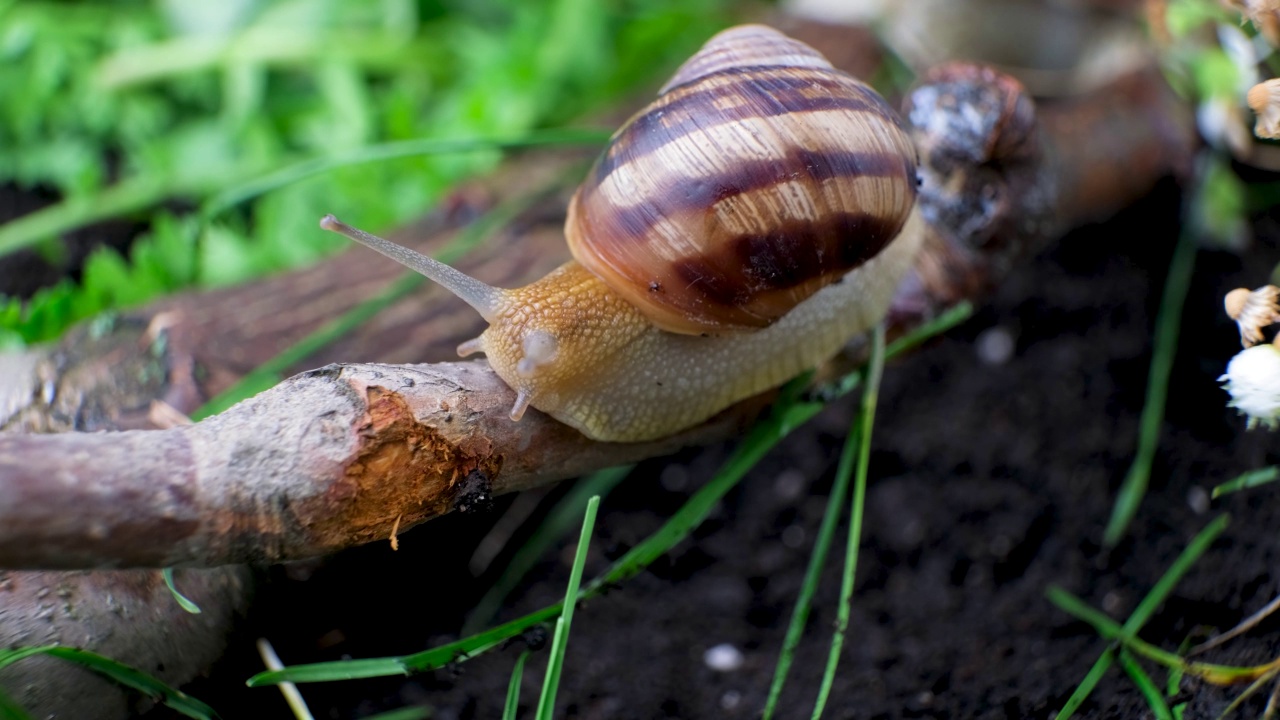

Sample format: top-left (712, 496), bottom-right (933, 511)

top-left (0, 60), bottom-right (1194, 569)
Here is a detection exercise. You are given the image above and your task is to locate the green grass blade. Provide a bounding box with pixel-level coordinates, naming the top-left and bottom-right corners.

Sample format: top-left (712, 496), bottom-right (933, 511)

top-left (192, 181), bottom-right (550, 421)
top-left (163, 568), bottom-right (203, 614)
top-left (1055, 651), bottom-right (1116, 720)
top-left (1117, 648), bottom-right (1174, 720)
top-left (884, 303), bottom-right (972, 358)
top-left (249, 304), bottom-right (974, 687)
top-left (1052, 514), bottom-right (1232, 718)
top-left (0, 646), bottom-right (59, 670)
top-left (761, 427), bottom-right (856, 718)
top-left (1103, 228), bottom-right (1197, 546)
top-left (201, 129), bottom-right (611, 219)
top-left (811, 324), bottom-right (886, 720)
top-left (535, 495), bottom-right (600, 720)
top-left (1123, 514), bottom-right (1229, 634)
top-left (0, 646), bottom-right (217, 719)
top-left (1212, 466), bottom-right (1280, 498)
top-left (0, 175), bottom-right (223, 259)
top-left (1168, 639), bottom-right (1188, 720)
top-left (465, 466), bottom-right (630, 635)
top-left (248, 657), bottom-right (413, 685)
top-left (503, 651), bottom-right (531, 720)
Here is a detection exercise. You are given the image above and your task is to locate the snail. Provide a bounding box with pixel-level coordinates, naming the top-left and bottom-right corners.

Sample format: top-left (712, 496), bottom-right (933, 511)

top-left (321, 24), bottom-right (924, 442)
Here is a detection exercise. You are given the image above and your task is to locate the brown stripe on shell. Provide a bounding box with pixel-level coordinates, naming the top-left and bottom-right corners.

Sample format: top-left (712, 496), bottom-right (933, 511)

top-left (609, 148), bottom-right (912, 239)
top-left (593, 68), bottom-right (902, 186)
top-left (668, 210), bottom-right (903, 318)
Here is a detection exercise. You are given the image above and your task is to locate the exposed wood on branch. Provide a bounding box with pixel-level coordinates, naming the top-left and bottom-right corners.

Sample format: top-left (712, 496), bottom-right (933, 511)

top-left (0, 362), bottom-right (767, 567)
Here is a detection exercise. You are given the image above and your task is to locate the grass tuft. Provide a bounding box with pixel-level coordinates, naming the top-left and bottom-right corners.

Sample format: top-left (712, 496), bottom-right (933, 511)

top-left (1051, 513), bottom-right (1231, 719)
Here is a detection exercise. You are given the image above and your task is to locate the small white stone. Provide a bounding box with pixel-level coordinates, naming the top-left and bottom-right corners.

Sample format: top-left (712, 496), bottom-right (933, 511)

top-left (1187, 485), bottom-right (1211, 515)
top-left (975, 326), bottom-right (1015, 366)
top-left (704, 643), bottom-right (744, 672)
top-left (720, 690), bottom-right (742, 710)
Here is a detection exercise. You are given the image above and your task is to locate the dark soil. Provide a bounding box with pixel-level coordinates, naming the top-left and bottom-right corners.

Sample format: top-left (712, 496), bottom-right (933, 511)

top-left (167, 181), bottom-right (1280, 718)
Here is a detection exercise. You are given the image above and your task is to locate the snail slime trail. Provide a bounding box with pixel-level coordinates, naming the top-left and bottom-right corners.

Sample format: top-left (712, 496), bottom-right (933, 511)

top-left (321, 24), bottom-right (924, 443)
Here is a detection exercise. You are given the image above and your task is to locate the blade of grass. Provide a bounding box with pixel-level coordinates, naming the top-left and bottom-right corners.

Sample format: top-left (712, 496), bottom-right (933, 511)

top-left (811, 324), bottom-right (886, 720)
top-left (464, 466), bottom-right (630, 635)
top-left (201, 129), bottom-right (611, 219)
top-left (247, 303), bottom-right (973, 686)
top-left (535, 495), bottom-right (599, 720)
top-left (1122, 515), bottom-right (1230, 634)
top-left (760, 418), bottom-right (857, 717)
top-left (1057, 650), bottom-right (1117, 720)
top-left (0, 175), bottom-right (236, 259)
top-left (0, 646), bottom-right (217, 719)
top-left (503, 651), bottom-right (531, 720)
top-left (1212, 466), bottom-right (1280, 498)
top-left (1052, 514), bottom-right (1233, 719)
top-left (762, 318), bottom-right (914, 719)
top-left (1117, 647), bottom-right (1174, 720)
top-left (163, 568), bottom-right (203, 614)
top-left (192, 175), bottom-right (560, 420)
top-left (1168, 637), bottom-right (1192, 720)
top-left (1103, 228), bottom-right (1197, 546)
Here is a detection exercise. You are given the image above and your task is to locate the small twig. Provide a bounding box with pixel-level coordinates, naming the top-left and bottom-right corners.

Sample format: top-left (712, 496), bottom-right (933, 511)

top-left (257, 638), bottom-right (314, 720)
top-left (1190, 593), bottom-right (1280, 657)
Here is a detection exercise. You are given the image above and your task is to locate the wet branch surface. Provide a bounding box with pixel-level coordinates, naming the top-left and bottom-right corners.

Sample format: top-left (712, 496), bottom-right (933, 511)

top-left (0, 57), bottom-right (1194, 570)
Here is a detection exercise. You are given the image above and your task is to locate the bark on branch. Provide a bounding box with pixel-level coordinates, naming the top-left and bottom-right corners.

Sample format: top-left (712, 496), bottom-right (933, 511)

top-left (0, 60), bottom-right (1193, 569)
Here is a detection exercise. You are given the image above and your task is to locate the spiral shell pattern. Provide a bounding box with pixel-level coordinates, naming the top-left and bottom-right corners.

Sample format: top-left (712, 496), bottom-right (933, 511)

top-left (566, 24), bottom-right (919, 334)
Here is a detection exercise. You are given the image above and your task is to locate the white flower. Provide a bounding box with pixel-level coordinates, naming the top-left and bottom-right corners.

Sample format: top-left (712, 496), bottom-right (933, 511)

top-left (1221, 343), bottom-right (1280, 429)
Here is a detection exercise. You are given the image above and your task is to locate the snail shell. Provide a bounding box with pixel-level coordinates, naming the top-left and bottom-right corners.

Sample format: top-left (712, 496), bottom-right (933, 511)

top-left (566, 24), bottom-right (918, 333)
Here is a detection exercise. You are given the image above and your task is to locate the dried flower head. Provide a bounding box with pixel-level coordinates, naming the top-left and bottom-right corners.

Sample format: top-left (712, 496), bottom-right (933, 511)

top-left (1225, 285), bottom-right (1280, 346)
top-left (1248, 80), bottom-right (1280, 138)
top-left (1222, 342), bottom-right (1280, 429)
top-left (1225, 0), bottom-right (1280, 44)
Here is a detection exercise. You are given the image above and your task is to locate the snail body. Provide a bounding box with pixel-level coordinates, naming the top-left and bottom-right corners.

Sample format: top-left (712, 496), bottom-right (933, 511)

top-left (322, 25), bottom-right (924, 442)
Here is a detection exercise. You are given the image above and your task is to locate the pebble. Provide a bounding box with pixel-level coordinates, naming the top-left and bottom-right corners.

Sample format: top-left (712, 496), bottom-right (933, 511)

top-left (703, 643), bottom-right (744, 672)
top-left (976, 326), bottom-right (1016, 365)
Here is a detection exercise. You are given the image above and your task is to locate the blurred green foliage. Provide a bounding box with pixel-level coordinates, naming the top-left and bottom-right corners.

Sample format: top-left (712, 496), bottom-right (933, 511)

top-left (0, 0), bottom-right (736, 345)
